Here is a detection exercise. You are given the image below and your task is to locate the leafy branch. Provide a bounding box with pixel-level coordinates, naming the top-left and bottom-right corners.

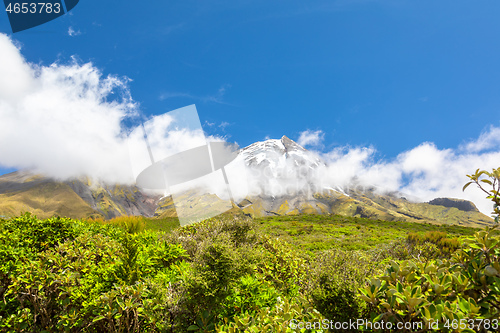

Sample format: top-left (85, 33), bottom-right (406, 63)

top-left (463, 167), bottom-right (500, 223)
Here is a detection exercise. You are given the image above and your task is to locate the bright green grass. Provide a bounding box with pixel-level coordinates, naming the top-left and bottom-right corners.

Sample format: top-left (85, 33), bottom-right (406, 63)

top-left (252, 214), bottom-right (478, 253)
top-left (142, 216), bottom-right (180, 232)
top-left (139, 213), bottom-right (479, 254)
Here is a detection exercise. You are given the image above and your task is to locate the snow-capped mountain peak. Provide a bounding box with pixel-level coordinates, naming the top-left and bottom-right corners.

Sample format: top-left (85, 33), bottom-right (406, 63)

top-left (239, 135), bottom-right (325, 170)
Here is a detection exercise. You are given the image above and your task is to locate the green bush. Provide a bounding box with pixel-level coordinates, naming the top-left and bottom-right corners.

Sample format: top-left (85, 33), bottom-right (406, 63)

top-left (0, 212), bottom-right (343, 332)
top-left (307, 249), bottom-right (382, 328)
top-left (0, 214), bottom-right (187, 332)
top-left (360, 226), bottom-right (500, 332)
top-left (256, 236), bottom-right (308, 296)
top-left (216, 295), bottom-right (325, 333)
top-left (1, 212), bottom-right (76, 252)
top-left (359, 167), bottom-right (500, 332)
top-left (407, 231), bottom-right (461, 259)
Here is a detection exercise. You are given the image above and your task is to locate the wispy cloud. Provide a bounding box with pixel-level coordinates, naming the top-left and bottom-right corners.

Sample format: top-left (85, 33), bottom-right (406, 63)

top-left (159, 84), bottom-right (232, 104)
top-left (461, 125), bottom-right (500, 153)
top-left (297, 129), bottom-right (324, 148)
top-left (68, 26), bottom-right (82, 37)
top-left (159, 92), bottom-right (194, 100)
top-left (161, 23), bottom-right (185, 36)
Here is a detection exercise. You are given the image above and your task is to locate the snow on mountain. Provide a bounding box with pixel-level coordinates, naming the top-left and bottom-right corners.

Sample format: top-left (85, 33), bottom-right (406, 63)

top-left (239, 135), bottom-right (324, 171)
top-left (234, 135), bottom-right (342, 198)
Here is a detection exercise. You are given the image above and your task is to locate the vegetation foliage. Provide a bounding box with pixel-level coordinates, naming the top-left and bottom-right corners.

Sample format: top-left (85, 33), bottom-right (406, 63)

top-left (360, 167), bottom-right (500, 332)
top-left (0, 167), bottom-right (498, 332)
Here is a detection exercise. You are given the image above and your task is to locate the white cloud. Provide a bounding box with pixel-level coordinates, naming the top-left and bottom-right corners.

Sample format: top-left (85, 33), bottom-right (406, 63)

top-left (245, 127), bottom-right (500, 215)
top-left (159, 84), bottom-right (232, 104)
top-left (0, 33), bottom-right (137, 183)
top-left (0, 34), bottom-right (231, 190)
top-left (461, 125), bottom-right (500, 153)
top-left (68, 26), bottom-right (82, 37)
top-left (315, 130), bottom-right (500, 215)
top-left (297, 129), bottom-right (324, 147)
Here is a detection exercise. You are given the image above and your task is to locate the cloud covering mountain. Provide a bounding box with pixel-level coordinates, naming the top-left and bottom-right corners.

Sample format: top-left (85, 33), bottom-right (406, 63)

top-left (296, 128), bottom-right (500, 216)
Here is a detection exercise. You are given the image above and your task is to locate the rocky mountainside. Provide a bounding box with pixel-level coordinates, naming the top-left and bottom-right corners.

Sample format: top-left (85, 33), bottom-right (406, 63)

top-left (0, 171), bottom-right (159, 219)
top-left (0, 136), bottom-right (495, 227)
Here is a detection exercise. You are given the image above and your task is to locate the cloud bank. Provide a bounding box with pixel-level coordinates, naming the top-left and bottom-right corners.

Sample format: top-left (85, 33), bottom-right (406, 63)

top-left (299, 127), bottom-right (500, 216)
top-left (0, 33), bottom-right (137, 183)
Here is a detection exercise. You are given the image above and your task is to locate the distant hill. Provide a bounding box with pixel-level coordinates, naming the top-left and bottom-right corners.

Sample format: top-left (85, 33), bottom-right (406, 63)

top-left (0, 136), bottom-right (494, 227)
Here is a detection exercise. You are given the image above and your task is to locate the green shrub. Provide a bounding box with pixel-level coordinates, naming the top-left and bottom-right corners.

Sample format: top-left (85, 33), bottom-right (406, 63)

top-left (157, 217), bottom-right (261, 331)
top-left (307, 249), bottom-right (382, 328)
top-left (216, 295), bottom-right (325, 333)
top-left (1, 232), bottom-right (123, 331)
top-left (221, 274), bottom-right (280, 320)
top-left (0, 215), bottom-right (188, 332)
top-left (256, 236), bottom-right (308, 296)
top-left (407, 231), bottom-right (461, 259)
top-left (1, 212), bottom-right (76, 252)
top-left (360, 226), bottom-right (500, 332)
top-left (0, 213), bottom-right (330, 332)
top-left (180, 235), bottom-right (254, 331)
top-left (166, 215), bottom-right (257, 258)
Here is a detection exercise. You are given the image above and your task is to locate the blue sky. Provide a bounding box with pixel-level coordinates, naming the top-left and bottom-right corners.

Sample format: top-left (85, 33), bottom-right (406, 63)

top-left (1, 0), bottom-right (500, 212)
top-left (1, 0), bottom-right (499, 150)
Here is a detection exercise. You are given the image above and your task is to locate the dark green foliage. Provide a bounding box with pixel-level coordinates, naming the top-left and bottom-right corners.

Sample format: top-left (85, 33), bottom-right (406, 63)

top-left (183, 236), bottom-right (249, 324)
top-left (116, 234), bottom-right (142, 285)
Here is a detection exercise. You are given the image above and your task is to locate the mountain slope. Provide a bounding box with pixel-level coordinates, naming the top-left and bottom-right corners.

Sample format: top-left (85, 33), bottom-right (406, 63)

top-left (0, 171), bottom-right (159, 219)
top-left (0, 173), bottom-right (100, 219)
top-left (0, 136), bottom-right (495, 227)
